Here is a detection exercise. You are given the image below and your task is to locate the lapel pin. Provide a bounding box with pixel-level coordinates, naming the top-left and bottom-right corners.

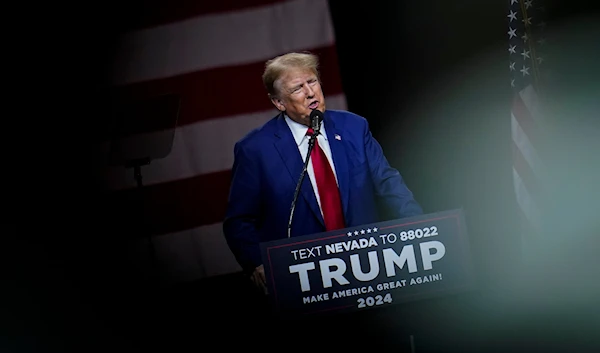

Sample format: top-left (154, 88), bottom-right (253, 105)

top-left (335, 134), bottom-right (341, 140)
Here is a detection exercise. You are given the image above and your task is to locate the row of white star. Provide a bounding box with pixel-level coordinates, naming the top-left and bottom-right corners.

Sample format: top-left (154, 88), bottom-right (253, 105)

top-left (347, 227), bottom-right (378, 236)
top-left (508, 28), bottom-right (546, 44)
top-left (510, 55), bottom-right (544, 70)
top-left (512, 0), bottom-right (529, 7)
top-left (508, 11), bottom-right (532, 25)
top-left (510, 48), bottom-right (537, 59)
top-left (507, 11), bottom-right (546, 27)
top-left (509, 43), bottom-right (545, 60)
top-left (510, 0), bottom-right (537, 9)
top-left (510, 64), bottom-right (531, 80)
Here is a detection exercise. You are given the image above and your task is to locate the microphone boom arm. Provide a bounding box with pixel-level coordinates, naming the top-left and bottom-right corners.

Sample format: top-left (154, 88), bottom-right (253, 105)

top-left (287, 131), bottom-right (319, 238)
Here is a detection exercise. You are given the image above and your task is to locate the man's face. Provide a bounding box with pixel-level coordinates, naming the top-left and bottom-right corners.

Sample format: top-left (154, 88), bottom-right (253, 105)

top-left (271, 68), bottom-right (326, 126)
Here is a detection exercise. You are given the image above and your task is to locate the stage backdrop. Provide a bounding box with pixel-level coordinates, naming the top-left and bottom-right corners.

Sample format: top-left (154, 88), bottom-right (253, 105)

top-left (94, 0), bottom-right (347, 283)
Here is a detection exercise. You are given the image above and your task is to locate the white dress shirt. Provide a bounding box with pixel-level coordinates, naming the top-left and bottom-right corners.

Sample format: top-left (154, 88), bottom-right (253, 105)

top-left (285, 115), bottom-right (339, 217)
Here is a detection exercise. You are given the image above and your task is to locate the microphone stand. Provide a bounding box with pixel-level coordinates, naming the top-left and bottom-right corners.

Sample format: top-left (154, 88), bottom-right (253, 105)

top-left (287, 130), bottom-right (319, 238)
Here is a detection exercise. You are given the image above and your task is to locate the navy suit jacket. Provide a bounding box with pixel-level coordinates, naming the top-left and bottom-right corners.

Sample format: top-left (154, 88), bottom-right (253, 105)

top-left (223, 109), bottom-right (423, 273)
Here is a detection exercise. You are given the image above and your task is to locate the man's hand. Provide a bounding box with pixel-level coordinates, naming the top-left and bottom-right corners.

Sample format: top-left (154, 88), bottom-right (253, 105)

top-left (250, 264), bottom-right (268, 295)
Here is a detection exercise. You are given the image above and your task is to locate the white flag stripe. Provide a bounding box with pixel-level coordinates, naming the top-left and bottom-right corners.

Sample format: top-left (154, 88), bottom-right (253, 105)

top-left (112, 0), bottom-right (335, 85)
top-left (100, 94), bottom-right (347, 190)
top-left (143, 222), bottom-right (241, 283)
top-left (511, 113), bottom-right (545, 180)
top-left (519, 84), bottom-right (545, 124)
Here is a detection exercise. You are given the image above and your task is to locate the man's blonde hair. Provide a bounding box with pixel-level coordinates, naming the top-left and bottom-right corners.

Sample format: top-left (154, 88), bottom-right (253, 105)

top-left (262, 52), bottom-right (320, 98)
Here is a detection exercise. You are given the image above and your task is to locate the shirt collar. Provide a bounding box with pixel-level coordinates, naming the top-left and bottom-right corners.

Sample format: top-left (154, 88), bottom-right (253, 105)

top-left (284, 113), bottom-right (328, 146)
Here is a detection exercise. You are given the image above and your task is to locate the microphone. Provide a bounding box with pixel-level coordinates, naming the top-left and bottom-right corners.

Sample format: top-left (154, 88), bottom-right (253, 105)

top-left (287, 109), bottom-right (323, 238)
top-left (310, 109), bottom-right (324, 135)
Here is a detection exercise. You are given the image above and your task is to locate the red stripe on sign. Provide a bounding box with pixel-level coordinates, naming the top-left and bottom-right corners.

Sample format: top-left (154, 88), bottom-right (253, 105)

top-left (124, 0), bottom-right (285, 31)
top-left (107, 45), bottom-right (343, 138)
top-left (511, 94), bottom-right (540, 151)
top-left (102, 170), bottom-right (231, 237)
top-left (512, 141), bottom-right (541, 202)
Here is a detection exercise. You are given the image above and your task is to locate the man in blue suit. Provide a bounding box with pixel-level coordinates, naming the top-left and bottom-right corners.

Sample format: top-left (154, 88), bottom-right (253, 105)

top-left (223, 52), bottom-right (422, 294)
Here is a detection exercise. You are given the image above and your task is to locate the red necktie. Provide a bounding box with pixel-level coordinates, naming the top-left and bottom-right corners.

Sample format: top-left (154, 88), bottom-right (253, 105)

top-left (306, 128), bottom-right (345, 231)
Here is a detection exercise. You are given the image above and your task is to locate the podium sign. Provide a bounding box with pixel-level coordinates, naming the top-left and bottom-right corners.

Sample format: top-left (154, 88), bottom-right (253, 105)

top-left (260, 209), bottom-right (474, 316)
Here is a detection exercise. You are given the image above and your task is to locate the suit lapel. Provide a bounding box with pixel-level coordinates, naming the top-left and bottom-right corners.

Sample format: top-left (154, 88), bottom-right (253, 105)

top-left (324, 111), bottom-right (350, 220)
top-left (273, 115), bottom-right (325, 228)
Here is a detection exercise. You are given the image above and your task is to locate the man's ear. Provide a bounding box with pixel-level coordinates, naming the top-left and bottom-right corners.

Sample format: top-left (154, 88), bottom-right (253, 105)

top-left (270, 95), bottom-right (285, 112)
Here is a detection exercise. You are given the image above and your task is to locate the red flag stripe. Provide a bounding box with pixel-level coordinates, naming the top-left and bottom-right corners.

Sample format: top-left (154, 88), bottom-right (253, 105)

top-left (512, 141), bottom-right (541, 202)
top-left (102, 170), bottom-right (231, 237)
top-left (123, 0), bottom-right (285, 31)
top-left (106, 45), bottom-right (343, 139)
top-left (512, 168), bottom-right (541, 233)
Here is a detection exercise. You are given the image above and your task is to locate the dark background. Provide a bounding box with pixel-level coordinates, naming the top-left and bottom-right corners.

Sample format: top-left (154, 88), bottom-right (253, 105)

top-left (7, 0), bottom-right (599, 352)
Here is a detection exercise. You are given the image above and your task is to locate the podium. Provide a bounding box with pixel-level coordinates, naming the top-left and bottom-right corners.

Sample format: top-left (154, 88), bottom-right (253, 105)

top-left (260, 208), bottom-right (475, 317)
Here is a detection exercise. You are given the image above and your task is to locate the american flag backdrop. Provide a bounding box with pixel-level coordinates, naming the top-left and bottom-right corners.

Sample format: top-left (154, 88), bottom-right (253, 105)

top-left (508, 0), bottom-right (548, 237)
top-left (97, 0), bottom-right (347, 283)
